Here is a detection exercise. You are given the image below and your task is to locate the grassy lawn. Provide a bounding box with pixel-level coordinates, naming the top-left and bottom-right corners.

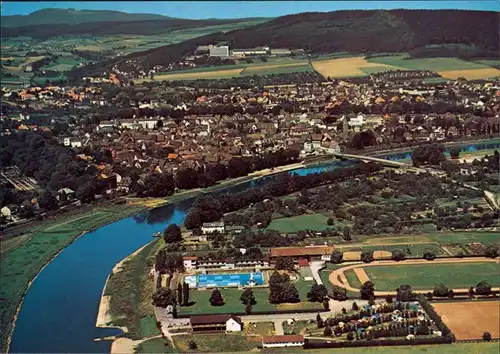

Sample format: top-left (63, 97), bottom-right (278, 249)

top-left (179, 275), bottom-right (322, 315)
top-left (367, 54), bottom-right (492, 71)
top-left (135, 338), bottom-right (178, 353)
top-left (267, 213), bottom-right (331, 233)
top-left (283, 320), bottom-right (315, 335)
top-left (263, 342), bottom-right (500, 353)
top-left (0, 234), bottom-right (31, 259)
top-left (244, 322), bottom-right (275, 336)
top-left (364, 261), bottom-right (500, 291)
top-left (105, 239), bottom-right (162, 339)
top-left (0, 205), bottom-right (143, 352)
top-left (179, 288), bottom-right (276, 315)
top-left (428, 231), bottom-right (499, 245)
top-left (173, 333), bottom-right (257, 352)
top-left (344, 269), bottom-right (363, 288)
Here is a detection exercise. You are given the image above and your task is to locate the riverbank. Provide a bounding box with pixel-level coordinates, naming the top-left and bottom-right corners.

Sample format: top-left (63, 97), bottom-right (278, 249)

top-left (0, 205), bottom-right (145, 353)
top-left (98, 238), bottom-right (162, 344)
top-left (96, 242), bottom-right (154, 331)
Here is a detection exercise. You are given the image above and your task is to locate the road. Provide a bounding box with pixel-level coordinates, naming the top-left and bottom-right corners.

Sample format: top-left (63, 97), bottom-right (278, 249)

top-left (309, 260), bottom-right (325, 285)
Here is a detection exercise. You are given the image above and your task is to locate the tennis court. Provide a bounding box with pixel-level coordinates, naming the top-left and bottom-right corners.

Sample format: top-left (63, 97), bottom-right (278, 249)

top-left (184, 272), bottom-right (264, 288)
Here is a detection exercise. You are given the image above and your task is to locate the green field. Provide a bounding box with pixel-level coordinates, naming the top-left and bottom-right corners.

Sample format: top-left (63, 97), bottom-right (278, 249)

top-left (357, 231), bottom-right (499, 246)
top-left (0, 206), bottom-right (144, 352)
top-left (135, 338), bottom-right (178, 353)
top-left (366, 54), bottom-right (493, 72)
top-left (364, 261), bottom-right (500, 291)
top-left (173, 333), bottom-right (257, 353)
top-left (344, 269), bottom-right (363, 288)
top-left (267, 213), bottom-right (331, 233)
top-left (261, 342), bottom-right (500, 354)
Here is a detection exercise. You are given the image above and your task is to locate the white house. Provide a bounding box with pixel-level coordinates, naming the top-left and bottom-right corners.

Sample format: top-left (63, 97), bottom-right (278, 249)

top-left (182, 256), bottom-right (198, 270)
top-left (225, 317), bottom-right (242, 332)
top-left (201, 221), bottom-right (225, 234)
top-left (262, 335), bottom-right (304, 348)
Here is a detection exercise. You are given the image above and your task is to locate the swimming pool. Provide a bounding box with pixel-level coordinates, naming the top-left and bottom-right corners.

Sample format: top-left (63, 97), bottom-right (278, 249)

top-left (185, 272), bottom-right (264, 288)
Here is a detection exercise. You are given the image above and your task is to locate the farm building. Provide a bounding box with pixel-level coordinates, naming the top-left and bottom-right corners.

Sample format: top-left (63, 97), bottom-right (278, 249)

top-left (190, 314), bottom-right (242, 332)
top-left (270, 245), bottom-right (333, 262)
top-left (262, 335), bottom-right (304, 348)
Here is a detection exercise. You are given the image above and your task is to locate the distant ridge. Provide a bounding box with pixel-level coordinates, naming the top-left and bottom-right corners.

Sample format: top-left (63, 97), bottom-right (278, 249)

top-left (1, 8), bottom-right (171, 27)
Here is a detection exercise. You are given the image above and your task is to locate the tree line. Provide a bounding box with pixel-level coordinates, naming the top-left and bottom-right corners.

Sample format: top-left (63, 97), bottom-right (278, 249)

top-left (184, 161), bottom-right (383, 229)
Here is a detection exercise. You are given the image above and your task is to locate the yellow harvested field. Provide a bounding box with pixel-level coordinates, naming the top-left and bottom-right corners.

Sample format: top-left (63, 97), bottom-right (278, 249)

top-left (144, 68), bottom-right (243, 81)
top-left (312, 56), bottom-right (401, 78)
top-left (438, 68), bottom-right (500, 80)
top-left (373, 250), bottom-right (392, 259)
top-left (248, 62), bottom-right (307, 71)
top-left (343, 251), bottom-right (361, 261)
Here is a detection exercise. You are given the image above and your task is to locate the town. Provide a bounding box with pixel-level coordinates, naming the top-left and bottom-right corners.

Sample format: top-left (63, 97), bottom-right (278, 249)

top-left (1, 3), bottom-right (499, 354)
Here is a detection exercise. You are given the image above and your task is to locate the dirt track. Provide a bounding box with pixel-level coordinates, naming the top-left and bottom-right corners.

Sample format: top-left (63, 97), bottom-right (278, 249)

top-left (328, 257), bottom-right (500, 295)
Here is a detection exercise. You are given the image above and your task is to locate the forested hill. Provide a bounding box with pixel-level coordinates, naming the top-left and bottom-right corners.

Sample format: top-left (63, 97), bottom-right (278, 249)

top-left (108, 9), bottom-right (498, 66)
top-left (1, 8), bottom-right (169, 27)
top-left (220, 10), bottom-right (499, 53)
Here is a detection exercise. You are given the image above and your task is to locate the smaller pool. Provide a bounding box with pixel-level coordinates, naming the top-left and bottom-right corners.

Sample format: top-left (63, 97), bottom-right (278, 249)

top-left (185, 272), bottom-right (264, 288)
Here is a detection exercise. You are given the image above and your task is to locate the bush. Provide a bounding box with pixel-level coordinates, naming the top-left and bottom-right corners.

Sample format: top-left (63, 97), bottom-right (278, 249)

top-left (330, 250), bottom-right (343, 263)
top-left (360, 250), bottom-right (374, 263)
top-left (352, 302), bottom-right (359, 311)
top-left (385, 294), bottom-right (393, 303)
top-left (188, 340), bottom-right (197, 349)
top-left (484, 245), bottom-right (499, 258)
top-left (391, 249), bottom-right (406, 261)
top-left (330, 285), bottom-right (348, 301)
top-left (346, 332), bottom-right (355, 341)
top-left (327, 218), bottom-right (334, 226)
top-left (423, 249), bottom-right (436, 260)
top-left (324, 326), bottom-right (333, 336)
top-left (475, 280), bottom-right (492, 296)
top-left (483, 332), bottom-right (492, 341)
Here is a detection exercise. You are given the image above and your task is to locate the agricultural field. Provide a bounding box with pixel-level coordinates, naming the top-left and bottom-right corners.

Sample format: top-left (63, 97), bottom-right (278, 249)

top-left (433, 301), bottom-right (499, 340)
top-left (140, 57), bottom-right (314, 82)
top-left (362, 261), bottom-right (499, 291)
top-left (267, 213), bottom-right (331, 233)
top-left (367, 54), bottom-right (500, 80)
top-left (311, 56), bottom-right (402, 78)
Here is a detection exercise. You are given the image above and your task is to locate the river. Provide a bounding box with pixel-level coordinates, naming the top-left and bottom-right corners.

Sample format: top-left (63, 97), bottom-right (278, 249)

top-left (9, 141), bottom-right (498, 353)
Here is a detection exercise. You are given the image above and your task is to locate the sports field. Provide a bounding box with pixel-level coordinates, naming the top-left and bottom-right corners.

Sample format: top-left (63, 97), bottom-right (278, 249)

top-left (363, 261), bottom-right (499, 290)
top-left (433, 301), bottom-right (499, 340)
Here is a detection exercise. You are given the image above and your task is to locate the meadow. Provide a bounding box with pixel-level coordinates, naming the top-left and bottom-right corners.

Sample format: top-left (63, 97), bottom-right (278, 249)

top-left (367, 54), bottom-right (500, 80)
top-left (267, 213), bottom-right (331, 233)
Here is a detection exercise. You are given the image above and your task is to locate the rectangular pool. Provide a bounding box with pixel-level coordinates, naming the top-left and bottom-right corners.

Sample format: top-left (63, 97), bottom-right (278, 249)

top-left (185, 272), bottom-right (264, 288)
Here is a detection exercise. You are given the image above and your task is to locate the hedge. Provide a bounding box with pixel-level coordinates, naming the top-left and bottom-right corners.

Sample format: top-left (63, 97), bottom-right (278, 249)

top-left (304, 336), bottom-right (453, 349)
top-left (417, 294), bottom-right (456, 341)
